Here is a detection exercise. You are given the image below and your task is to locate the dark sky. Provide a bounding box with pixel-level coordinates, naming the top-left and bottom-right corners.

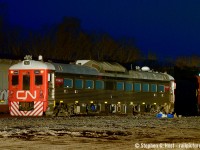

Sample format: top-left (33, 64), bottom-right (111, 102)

top-left (2, 0), bottom-right (200, 60)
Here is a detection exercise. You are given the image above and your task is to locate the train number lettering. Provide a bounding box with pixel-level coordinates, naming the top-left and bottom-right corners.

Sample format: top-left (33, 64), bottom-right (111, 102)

top-left (16, 91), bottom-right (37, 100)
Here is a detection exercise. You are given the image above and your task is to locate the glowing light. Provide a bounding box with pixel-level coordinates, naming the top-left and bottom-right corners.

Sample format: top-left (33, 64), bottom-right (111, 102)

top-left (10, 71), bottom-right (14, 74)
top-left (40, 70), bottom-right (44, 73)
top-left (104, 101), bottom-right (107, 104)
top-left (90, 101), bottom-right (93, 103)
top-left (142, 102), bottom-right (145, 105)
top-left (154, 103), bottom-right (156, 105)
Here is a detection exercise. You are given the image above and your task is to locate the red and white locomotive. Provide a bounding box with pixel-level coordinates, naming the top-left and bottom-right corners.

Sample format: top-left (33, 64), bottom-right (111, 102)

top-left (9, 55), bottom-right (55, 116)
top-left (8, 55), bottom-right (176, 116)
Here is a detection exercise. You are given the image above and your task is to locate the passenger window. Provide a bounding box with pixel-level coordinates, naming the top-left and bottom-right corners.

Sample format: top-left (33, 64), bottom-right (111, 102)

top-left (35, 75), bottom-right (43, 85)
top-left (142, 83), bottom-right (149, 92)
top-left (151, 84), bottom-right (157, 92)
top-left (75, 79), bottom-right (83, 89)
top-left (95, 80), bottom-right (104, 90)
top-left (158, 85), bottom-right (165, 92)
top-left (134, 83), bottom-right (141, 92)
top-left (125, 82), bottom-right (133, 92)
top-left (12, 75), bottom-right (19, 85)
top-left (116, 82), bottom-right (124, 91)
top-left (85, 80), bottom-right (94, 89)
top-left (64, 78), bottom-right (73, 88)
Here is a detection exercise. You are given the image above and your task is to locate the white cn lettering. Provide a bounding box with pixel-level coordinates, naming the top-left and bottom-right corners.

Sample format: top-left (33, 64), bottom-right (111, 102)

top-left (16, 91), bottom-right (37, 100)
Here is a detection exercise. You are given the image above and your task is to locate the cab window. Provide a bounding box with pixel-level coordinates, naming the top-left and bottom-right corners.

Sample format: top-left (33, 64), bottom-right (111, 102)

top-left (12, 75), bottom-right (19, 85)
top-left (23, 75), bottom-right (30, 90)
top-left (35, 75), bottom-right (43, 85)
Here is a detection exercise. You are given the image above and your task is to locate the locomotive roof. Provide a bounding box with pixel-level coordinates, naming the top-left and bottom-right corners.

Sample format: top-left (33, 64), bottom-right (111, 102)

top-left (52, 60), bottom-right (174, 81)
top-left (9, 57), bottom-right (174, 81)
top-left (128, 70), bottom-right (174, 81)
top-left (52, 62), bottom-right (99, 75)
top-left (9, 60), bottom-right (55, 70)
top-left (76, 60), bottom-right (127, 73)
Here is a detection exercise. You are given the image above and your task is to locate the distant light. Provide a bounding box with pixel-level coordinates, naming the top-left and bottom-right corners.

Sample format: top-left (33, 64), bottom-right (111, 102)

top-left (90, 101), bottom-right (93, 103)
top-left (105, 101), bottom-right (107, 104)
top-left (142, 102), bottom-right (145, 105)
top-left (154, 103), bottom-right (156, 105)
top-left (75, 101), bottom-right (79, 104)
top-left (130, 102), bottom-right (133, 105)
top-left (60, 100), bottom-right (63, 103)
top-left (118, 102), bottom-right (121, 104)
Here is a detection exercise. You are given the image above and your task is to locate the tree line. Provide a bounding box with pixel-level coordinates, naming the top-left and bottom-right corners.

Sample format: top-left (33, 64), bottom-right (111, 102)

top-left (0, 14), bottom-right (141, 63)
top-left (0, 2), bottom-right (200, 69)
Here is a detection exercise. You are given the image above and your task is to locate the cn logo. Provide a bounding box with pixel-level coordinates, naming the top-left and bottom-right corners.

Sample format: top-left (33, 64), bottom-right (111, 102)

top-left (16, 91), bottom-right (37, 100)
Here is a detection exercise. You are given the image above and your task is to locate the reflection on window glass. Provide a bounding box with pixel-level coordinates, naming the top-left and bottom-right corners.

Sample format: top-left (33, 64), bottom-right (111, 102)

top-left (85, 80), bottom-right (94, 89)
top-left (158, 85), bottom-right (165, 92)
top-left (35, 75), bottom-right (43, 85)
top-left (12, 75), bottom-right (18, 85)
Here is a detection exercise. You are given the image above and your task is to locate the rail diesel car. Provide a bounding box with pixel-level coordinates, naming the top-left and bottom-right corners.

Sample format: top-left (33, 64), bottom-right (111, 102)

top-left (8, 55), bottom-right (175, 116)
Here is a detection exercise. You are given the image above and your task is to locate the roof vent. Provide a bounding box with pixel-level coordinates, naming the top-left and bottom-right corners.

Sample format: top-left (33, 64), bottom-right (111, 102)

top-left (38, 55), bottom-right (43, 61)
top-left (75, 60), bottom-right (90, 65)
top-left (141, 66), bottom-right (150, 71)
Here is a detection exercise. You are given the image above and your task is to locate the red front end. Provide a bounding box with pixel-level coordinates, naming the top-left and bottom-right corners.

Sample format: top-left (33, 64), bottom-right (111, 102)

top-left (8, 69), bottom-right (48, 116)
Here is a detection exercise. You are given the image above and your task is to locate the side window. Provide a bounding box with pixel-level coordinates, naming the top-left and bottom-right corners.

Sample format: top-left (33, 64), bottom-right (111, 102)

top-left (75, 79), bottom-right (83, 89)
top-left (64, 78), bottom-right (73, 88)
top-left (158, 85), bottom-right (165, 92)
top-left (95, 80), bottom-right (104, 90)
top-left (116, 82), bottom-right (124, 91)
top-left (125, 82), bottom-right (133, 92)
top-left (85, 80), bottom-right (94, 89)
top-left (142, 83), bottom-right (149, 92)
top-left (35, 75), bottom-right (43, 85)
top-left (151, 84), bottom-right (157, 92)
top-left (12, 75), bottom-right (19, 85)
top-left (134, 83), bottom-right (141, 92)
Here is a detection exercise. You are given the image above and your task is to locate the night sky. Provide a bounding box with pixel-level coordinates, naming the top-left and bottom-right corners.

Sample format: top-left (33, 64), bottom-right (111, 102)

top-left (2, 0), bottom-right (200, 60)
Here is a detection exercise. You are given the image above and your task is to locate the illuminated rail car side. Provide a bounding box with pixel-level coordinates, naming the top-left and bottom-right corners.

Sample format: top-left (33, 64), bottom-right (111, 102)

top-left (8, 56), bottom-right (55, 116)
top-left (50, 60), bottom-right (175, 116)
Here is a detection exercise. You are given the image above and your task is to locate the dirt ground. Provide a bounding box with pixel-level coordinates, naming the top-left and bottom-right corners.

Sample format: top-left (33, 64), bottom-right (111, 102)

top-left (0, 114), bottom-right (200, 150)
